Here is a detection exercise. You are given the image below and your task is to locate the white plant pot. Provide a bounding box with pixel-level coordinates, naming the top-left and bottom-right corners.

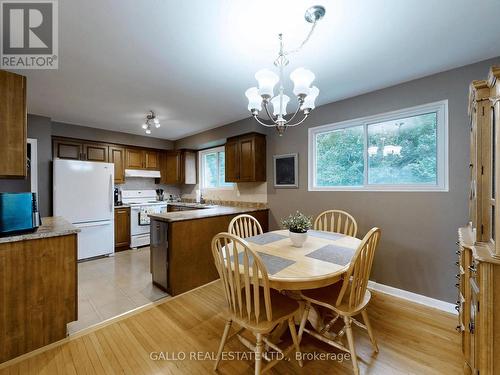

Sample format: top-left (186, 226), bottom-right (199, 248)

top-left (289, 231), bottom-right (308, 248)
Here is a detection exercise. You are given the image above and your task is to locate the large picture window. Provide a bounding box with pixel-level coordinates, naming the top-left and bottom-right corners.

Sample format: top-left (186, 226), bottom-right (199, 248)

top-left (308, 100), bottom-right (448, 191)
top-left (199, 146), bottom-right (234, 189)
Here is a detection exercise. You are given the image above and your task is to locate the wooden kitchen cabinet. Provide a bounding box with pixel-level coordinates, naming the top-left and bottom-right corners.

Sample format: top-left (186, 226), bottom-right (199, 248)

top-left (0, 70), bottom-right (27, 178)
top-left (114, 206), bottom-right (130, 251)
top-left (145, 150), bottom-right (160, 170)
top-left (160, 150), bottom-right (196, 185)
top-left (125, 148), bottom-right (160, 170)
top-left (125, 148), bottom-right (144, 169)
top-left (0, 227), bottom-right (77, 363)
top-left (163, 151), bottom-right (182, 184)
top-left (82, 142), bottom-right (108, 162)
top-left (183, 150), bottom-right (197, 184)
top-left (52, 137), bottom-right (162, 177)
top-left (109, 146), bottom-right (125, 184)
top-left (150, 209), bottom-right (268, 295)
top-left (225, 132), bottom-right (266, 182)
top-left (53, 138), bottom-right (82, 160)
top-left (53, 138), bottom-right (109, 163)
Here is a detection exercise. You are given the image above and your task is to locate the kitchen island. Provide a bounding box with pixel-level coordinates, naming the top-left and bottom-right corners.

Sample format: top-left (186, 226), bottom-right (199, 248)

top-left (0, 217), bottom-right (79, 363)
top-left (148, 206), bottom-right (268, 295)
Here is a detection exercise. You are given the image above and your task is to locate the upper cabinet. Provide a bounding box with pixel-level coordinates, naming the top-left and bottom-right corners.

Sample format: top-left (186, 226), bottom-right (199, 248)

top-left (0, 70), bottom-right (27, 178)
top-left (125, 148), bottom-right (160, 170)
top-left (109, 146), bottom-right (125, 184)
top-left (225, 132), bottom-right (266, 183)
top-left (145, 150), bottom-right (160, 170)
top-left (52, 138), bottom-right (109, 162)
top-left (82, 142), bottom-right (109, 162)
top-left (52, 137), bottom-right (162, 184)
top-left (53, 138), bottom-right (83, 160)
top-left (125, 148), bottom-right (144, 169)
top-left (160, 150), bottom-right (197, 185)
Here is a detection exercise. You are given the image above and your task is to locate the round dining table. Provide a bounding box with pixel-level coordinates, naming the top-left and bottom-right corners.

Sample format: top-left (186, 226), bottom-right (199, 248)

top-left (240, 229), bottom-right (361, 291)
top-left (234, 228), bottom-right (362, 338)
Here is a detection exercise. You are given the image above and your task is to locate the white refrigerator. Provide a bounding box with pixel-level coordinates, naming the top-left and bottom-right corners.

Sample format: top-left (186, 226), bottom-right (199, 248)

top-left (53, 159), bottom-right (115, 260)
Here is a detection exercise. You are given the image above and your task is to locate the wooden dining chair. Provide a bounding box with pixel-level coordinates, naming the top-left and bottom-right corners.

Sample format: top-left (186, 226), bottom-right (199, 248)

top-left (211, 232), bottom-right (302, 374)
top-left (314, 210), bottom-right (358, 237)
top-left (298, 227), bottom-right (381, 375)
top-left (228, 214), bottom-right (263, 238)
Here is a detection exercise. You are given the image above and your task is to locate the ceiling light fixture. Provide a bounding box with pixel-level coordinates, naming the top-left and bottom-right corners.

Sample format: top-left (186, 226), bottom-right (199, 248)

top-left (142, 110), bottom-right (160, 134)
top-left (245, 5), bottom-right (326, 136)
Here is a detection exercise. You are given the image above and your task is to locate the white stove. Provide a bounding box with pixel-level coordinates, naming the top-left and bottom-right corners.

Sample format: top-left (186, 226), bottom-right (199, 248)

top-left (121, 190), bottom-right (168, 248)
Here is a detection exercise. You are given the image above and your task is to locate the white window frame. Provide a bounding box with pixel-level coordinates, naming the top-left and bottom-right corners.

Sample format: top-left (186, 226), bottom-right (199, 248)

top-left (308, 100), bottom-right (449, 192)
top-left (198, 146), bottom-right (234, 190)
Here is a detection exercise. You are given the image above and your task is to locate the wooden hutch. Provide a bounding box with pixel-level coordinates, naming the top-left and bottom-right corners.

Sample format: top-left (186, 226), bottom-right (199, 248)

top-left (458, 66), bottom-right (500, 374)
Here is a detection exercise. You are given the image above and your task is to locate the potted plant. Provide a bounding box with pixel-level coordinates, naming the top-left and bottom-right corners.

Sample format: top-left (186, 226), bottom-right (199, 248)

top-left (281, 211), bottom-right (313, 247)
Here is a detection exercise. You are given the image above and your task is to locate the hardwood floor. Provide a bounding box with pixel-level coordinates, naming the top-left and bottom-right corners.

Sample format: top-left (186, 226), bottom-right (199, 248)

top-left (0, 281), bottom-right (462, 374)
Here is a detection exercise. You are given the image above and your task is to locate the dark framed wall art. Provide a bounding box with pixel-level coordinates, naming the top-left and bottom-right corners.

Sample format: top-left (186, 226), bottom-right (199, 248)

top-left (273, 153), bottom-right (298, 188)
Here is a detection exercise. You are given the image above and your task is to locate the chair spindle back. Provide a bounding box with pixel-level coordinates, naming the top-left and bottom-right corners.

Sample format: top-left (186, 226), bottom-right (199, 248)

top-left (211, 232), bottom-right (272, 323)
top-left (314, 210), bottom-right (358, 237)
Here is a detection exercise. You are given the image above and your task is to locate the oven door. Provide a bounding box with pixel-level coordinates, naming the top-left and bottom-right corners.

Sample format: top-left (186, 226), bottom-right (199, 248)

top-left (130, 206), bottom-right (150, 236)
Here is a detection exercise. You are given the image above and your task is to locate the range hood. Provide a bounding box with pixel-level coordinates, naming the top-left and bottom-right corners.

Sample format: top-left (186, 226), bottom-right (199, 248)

top-left (124, 169), bottom-right (161, 178)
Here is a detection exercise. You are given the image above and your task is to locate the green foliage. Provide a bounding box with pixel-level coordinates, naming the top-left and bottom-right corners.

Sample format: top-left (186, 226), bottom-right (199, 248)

top-left (315, 112), bottom-right (438, 186)
top-left (281, 211), bottom-right (313, 233)
top-left (368, 113), bottom-right (437, 184)
top-left (316, 125), bottom-right (364, 186)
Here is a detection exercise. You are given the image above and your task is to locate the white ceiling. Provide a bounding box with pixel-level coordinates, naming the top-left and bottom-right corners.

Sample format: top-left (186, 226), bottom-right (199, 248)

top-left (19, 0), bottom-right (500, 140)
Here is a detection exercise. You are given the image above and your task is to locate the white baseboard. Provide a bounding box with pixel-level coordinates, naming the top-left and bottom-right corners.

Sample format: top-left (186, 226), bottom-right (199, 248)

top-left (368, 281), bottom-right (457, 315)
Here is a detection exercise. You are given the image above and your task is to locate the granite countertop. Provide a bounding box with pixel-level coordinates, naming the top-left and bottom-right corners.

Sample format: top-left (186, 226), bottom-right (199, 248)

top-left (0, 216), bottom-right (80, 244)
top-left (149, 205), bottom-right (269, 223)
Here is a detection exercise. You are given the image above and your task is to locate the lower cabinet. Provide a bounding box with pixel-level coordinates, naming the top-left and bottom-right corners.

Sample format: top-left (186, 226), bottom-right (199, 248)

top-left (150, 210), bottom-right (269, 296)
top-left (114, 207), bottom-right (130, 251)
top-left (0, 233), bottom-right (77, 363)
top-left (458, 226), bottom-right (500, 374)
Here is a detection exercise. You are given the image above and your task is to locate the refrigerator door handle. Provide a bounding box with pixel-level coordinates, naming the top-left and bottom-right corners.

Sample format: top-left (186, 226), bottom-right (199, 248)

top-left (109, 173), bottom-right (113, 213)
top-left (75, 220), bottom-right (112, 228)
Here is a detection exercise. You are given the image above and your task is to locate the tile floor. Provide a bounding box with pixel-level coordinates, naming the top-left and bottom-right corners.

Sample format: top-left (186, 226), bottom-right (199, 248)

top-left (68, 247), bottom-right (169, 334)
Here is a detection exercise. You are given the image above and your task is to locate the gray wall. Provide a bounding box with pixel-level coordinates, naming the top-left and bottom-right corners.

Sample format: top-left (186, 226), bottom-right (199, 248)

top-left (0, 115), bottom-right (53, 216)
top-left (176, 56), bottom-right (500, 303)
top-left (0, 117), bottom-right (174, 217)
top-left (52, 121), bottom-right (174, 149)
top-left (174, 118), bottom-right (262, 150)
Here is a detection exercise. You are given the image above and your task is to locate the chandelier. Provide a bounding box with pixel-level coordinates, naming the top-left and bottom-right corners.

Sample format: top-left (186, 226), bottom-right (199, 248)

top-left (245, 5), bottom-right (326, 136)
top-left (141, 110), bottom-right (160, 134)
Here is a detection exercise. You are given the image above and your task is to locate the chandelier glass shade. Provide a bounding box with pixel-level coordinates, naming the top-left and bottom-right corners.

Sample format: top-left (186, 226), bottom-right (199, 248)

top-left (245, 5), bottom-right (326, 136)
top-left (142, 110), bottom-right (160, 134)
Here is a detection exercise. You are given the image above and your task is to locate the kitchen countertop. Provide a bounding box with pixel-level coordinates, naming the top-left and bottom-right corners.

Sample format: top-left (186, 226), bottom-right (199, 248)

top-left (148, 205), bottom-right (269, 223)
top-left (0, 216), bottom-right (80, 244)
